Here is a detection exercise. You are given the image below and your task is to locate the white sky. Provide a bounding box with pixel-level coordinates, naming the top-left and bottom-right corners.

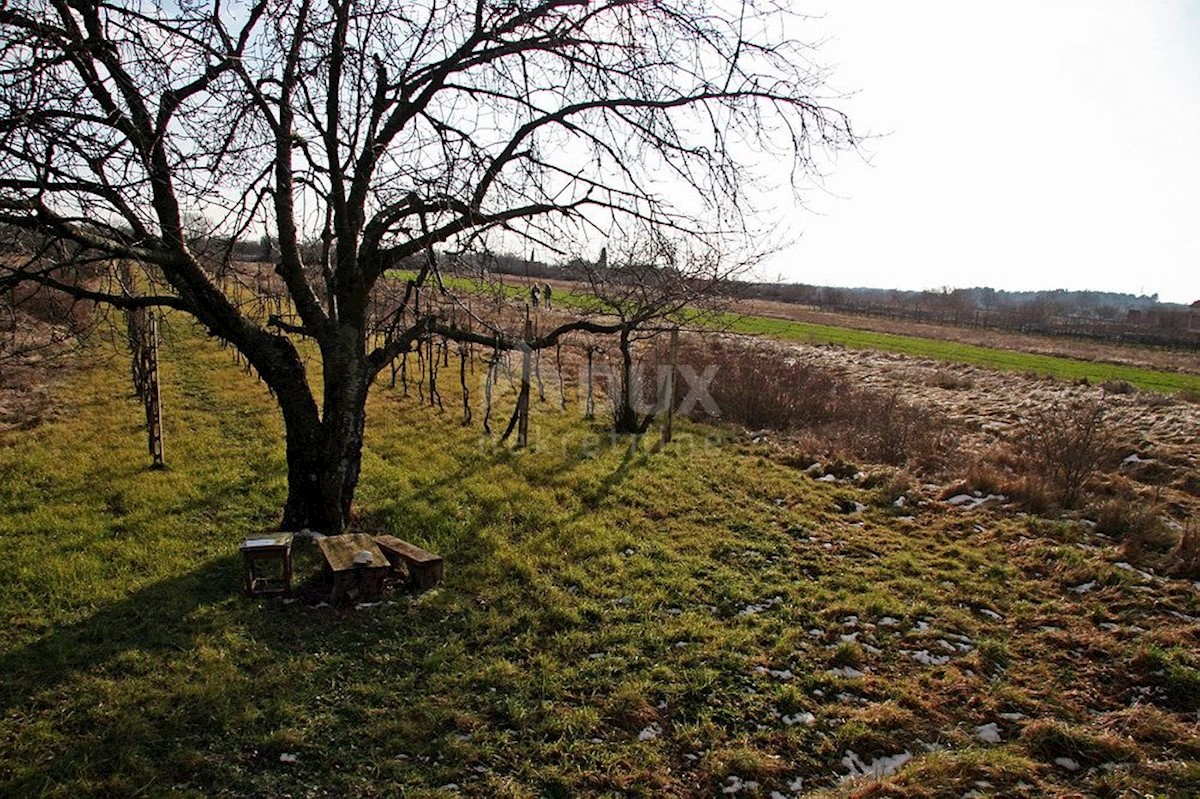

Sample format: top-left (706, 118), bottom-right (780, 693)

top-left (756, 1), bottom-right (1200, 304)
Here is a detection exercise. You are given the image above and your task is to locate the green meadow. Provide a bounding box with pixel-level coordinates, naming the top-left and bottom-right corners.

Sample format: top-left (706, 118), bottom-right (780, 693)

top-left (1, 319), bottom-right (1198, 797)
top-left (406, 273), bottom-right (1200, 395)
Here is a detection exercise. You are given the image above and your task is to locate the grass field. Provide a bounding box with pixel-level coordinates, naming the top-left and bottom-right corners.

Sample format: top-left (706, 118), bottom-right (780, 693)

top-left (416, 273), bottom-right (1200, 395)
top-left (2, 318), bottom-right (1198, 797)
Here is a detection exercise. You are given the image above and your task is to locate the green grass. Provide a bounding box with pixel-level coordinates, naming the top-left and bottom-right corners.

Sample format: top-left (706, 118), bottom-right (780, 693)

top-left (716, 312), bottom-right (1200, 394)
top-left (1, 322), bottom-right (1198, 797)
top-left (407, 271), bottom-right (1200, 395)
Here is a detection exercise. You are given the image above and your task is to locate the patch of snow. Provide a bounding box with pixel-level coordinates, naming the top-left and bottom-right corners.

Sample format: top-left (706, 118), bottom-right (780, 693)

top-left (907, 649), bottom-right (951, 666)
top-left (947, 493), bottom-right (1007, 510)
top-left (826, 666), bottom-right (866, 678)
top-left (816, 474), bottom-right (838, 482)
top-left (975, 723), bottom-right (1002, 744)
top-left (738, 595), bottom-right (784, 616)
top-left (782, 711), bottom-right (816, 726)
top-left (879, 616), bottom-right (900, 626)
top-left (279, 752), bottom-right (298, 764)
top-left (721, 775), bottom-right (759, 794)
top-left (999, 712), bottom-right (1026, 721)
top-left (1121, 453), bottom-right (1150, 465)
top-left (1054, 757), bottom-right (1080, 772)
top-left (754, 666), bottom-right (795, 681)
top-left (841, 749), bottom-right (913, 780)
top-left (840, 632), bottom-right (860, 643)
top-left (979, 608), bottom-right (1004, 621)
top-left (637, 723), bottom-right (662, 741)
top-left (893, 496), bottom-right (907, 507)
top-left (1070, 581), bottom-right (1097, 594)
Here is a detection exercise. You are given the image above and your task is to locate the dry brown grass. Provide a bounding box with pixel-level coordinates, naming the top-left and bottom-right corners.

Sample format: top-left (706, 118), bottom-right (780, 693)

top-left (1166, 519), bottom-right (1200, 579)
top-left (666, 337), bottom-right (957, 474)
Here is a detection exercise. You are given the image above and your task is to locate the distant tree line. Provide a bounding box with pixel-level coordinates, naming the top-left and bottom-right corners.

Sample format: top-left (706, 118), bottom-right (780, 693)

top-left (457, 250), bottom-right (1200, 351)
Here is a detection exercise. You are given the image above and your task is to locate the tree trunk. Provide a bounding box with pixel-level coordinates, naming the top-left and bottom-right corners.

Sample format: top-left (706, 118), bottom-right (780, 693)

top-left (276, 324), bottom-right (370, 533)
top-left (614, 329), bottom-right (640, 434)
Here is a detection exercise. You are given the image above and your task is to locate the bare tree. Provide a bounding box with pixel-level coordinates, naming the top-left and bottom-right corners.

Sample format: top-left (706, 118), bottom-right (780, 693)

top-left (571, 236), bottom-right (736, 434)
top-left (0, 0), bottom-right (855, 531)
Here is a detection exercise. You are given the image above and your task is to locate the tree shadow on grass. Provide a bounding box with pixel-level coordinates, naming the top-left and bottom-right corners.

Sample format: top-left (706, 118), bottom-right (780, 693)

top-left (0, 550), bottom-right (462, 796)
top-left (0, 555), bottom-right (244, 717)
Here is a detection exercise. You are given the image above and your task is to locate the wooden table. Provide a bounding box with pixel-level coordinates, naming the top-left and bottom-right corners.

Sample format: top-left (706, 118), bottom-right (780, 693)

top-left (240, 533), bottom-right (294, 597)
top-left (317, 534), bottom-right (389, 604)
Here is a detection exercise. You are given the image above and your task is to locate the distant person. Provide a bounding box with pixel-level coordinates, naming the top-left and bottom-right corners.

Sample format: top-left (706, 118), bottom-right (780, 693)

top-left (530, 284), bottom-right (540, 308)
top-left (543, 283), bottom-right (553, 309)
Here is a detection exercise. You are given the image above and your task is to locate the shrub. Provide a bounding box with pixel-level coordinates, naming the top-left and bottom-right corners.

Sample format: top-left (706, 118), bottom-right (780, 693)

top-left (840, 389), bottom-right (956, 470)
top-left (1175, 388), bottom-right (1200, 405)
top-left (1092, 498), bottom-right (1160, 540)
top-left (1166, 520), bottom-right (1200, 579)
top-left (1099, 379), bottom-right (1135, 395)
top-left (1013, 399), bottom-right (1115, 508)
top-left (928, 369), bottom-right (973, 390)
top-left (660, 337), bottom-right (957, 474)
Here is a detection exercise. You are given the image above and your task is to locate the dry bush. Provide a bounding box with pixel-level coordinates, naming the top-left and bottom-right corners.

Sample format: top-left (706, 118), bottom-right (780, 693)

top-left (1092, 497), bottom-right (1161, 540)
top-left (676, 338), bottom-right (845, 430)
top-left (927, 369), bottom-right (973, 390)
top-left (1166, 520), bottom-right (1200, 579)
top-left (1013, 399), bottom-right (1116, 509)
top-left (665, 337), bottom-right (957, 473)
top-left (836, 389), bottom-right (956, 470)
top-left (1099, 379), bottom-right (1136, 395)
top-left (1177, 388), bottom-right (1200, 405)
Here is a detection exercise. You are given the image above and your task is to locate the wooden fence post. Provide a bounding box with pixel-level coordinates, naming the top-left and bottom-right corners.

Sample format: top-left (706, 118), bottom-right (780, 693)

top-left (585, 346), bottom-right (595, 420)
top-left (661, 327), bottom-right (679, 445)
top-left (145, 313), bottom-right (165, 467)
top-left (517, 318), bottom-right (532, 447)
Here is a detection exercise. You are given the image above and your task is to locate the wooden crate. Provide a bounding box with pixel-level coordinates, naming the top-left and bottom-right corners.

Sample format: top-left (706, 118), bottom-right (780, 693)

top-left (316, 534), bottom-right (389, 604)
top-left (241, 533), bottom-right (294, 597)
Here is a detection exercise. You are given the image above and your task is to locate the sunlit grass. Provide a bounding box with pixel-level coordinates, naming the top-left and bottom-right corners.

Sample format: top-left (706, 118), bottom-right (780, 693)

top-left (1, 320), bottom-right (1198, 796)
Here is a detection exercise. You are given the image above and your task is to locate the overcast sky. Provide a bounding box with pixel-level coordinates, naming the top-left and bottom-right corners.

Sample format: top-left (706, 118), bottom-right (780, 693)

top-left (757, 1), bottom-right (1200, 304)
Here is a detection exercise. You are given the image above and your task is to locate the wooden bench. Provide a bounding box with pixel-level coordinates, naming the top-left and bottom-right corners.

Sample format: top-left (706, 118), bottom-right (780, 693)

top-left (317, 533), bottom-right (389, 604)
top-left (373, 535), bottom-right (444, 590)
